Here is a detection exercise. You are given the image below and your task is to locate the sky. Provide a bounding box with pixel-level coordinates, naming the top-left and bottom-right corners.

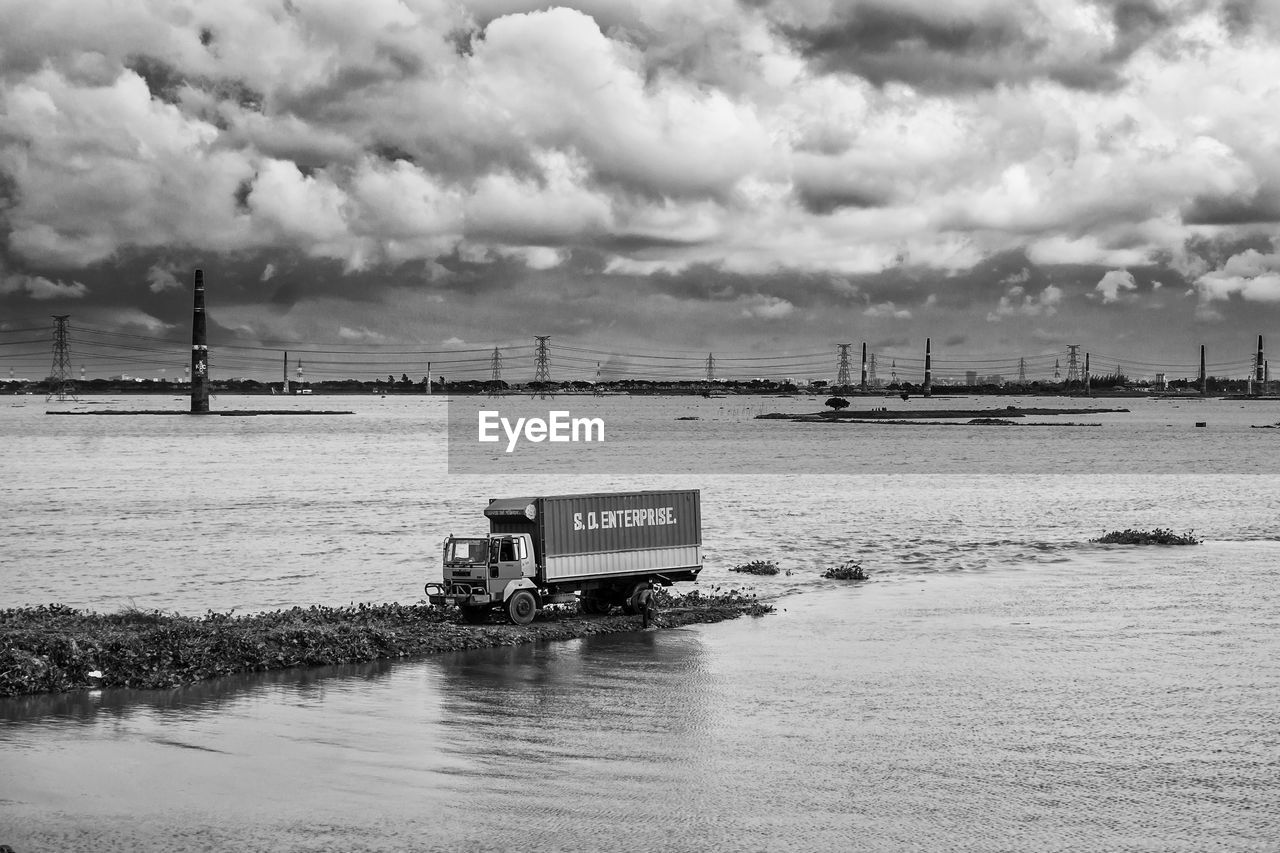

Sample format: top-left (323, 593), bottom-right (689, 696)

top-left (2, 0), bottom-right (1280, 381)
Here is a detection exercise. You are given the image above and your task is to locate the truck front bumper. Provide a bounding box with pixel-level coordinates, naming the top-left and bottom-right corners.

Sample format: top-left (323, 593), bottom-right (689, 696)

top-left (425, 582), bottom-right (494, 608)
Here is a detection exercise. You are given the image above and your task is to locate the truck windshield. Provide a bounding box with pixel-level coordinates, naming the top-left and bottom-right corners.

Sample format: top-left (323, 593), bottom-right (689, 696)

top-left (447, 539), bottom-right (488, 566)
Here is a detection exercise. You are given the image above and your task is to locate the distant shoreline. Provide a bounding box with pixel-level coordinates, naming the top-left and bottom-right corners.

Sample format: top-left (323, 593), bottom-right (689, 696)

top-left (7, 383), bottom-right (1254, 399)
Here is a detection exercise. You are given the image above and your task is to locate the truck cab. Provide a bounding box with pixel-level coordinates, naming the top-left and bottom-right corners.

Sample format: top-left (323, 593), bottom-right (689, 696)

top-left (426, 534), bottom-right (538, 623)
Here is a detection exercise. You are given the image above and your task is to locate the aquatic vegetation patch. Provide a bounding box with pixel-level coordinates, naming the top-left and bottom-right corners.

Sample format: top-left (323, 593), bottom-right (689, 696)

top-left (822, 561), bottom-right (868, 580)
top-left (0, 594), bottom-right (772, 697)
top-left (654, 587), bottom-right (773, 618)
top-left (1091, 528), bottom-right (1201, 545)
top-left (730, 560), bottom-right (781, 576)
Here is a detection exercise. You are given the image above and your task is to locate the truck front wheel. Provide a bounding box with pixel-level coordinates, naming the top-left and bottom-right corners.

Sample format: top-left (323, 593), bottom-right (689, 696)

top-left (506, 590), bottom-right (538, 626)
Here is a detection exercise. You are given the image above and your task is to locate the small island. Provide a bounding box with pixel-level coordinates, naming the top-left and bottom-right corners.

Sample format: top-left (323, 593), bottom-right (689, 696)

top-left (758, 404), bottom-right (1129, 423)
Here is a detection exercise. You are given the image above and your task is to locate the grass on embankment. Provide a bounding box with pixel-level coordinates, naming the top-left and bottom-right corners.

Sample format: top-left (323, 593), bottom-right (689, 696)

top-left (0, 590), bottom-right (771, 698)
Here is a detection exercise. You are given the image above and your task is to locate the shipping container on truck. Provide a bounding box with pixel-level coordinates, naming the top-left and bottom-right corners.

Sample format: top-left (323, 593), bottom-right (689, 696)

top-left (425, 490), bottom-right (702, 625)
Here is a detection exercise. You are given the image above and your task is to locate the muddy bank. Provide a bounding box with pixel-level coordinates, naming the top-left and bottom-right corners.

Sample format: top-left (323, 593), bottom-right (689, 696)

top-left (757, 405), bottom-right (1128, 422)
top-left (0, 591), bottom-right (771, 698)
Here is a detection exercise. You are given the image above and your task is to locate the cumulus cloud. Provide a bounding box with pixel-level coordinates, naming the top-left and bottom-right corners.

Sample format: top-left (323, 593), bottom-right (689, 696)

top-left (1095, 269), bottom-right (1138, 303)
top-left (95, 307), bottom-right (172, 332)
top-left (1, 68), bottom-right (254, 267)
top-left (338, 326), bottom-right (390, 343)
top-left (2, 0), bottom-right (1278, 282)
top-left (2, 0), bottom-right (1280, 364)
top-left (1195, 249), bottom-right (1280, 302)
top-left (864, 301), bottom-right (912, 319)
top-left (987, 284), bottom-right (1062, 321)
top-left (146, 264), bottom-right (182, 293)
top-left (0, 273), bottom-right (88, 300)
top-left (737, 294), bottom-right (795, 319)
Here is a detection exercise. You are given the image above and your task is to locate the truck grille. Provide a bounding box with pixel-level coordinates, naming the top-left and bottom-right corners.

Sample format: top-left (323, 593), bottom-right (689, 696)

top-left (446, 581), bottom-right (485, 596)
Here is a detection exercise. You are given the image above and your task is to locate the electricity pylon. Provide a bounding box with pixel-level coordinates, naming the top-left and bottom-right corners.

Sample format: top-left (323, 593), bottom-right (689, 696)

top-left (488, 347), bottom-right (503, 397)
top-left (46, 314), bottom-right (77, 402)
top-left (532, 335), bottom-right (552, 398)
top-left (835, 344), bottom-right (852, 389)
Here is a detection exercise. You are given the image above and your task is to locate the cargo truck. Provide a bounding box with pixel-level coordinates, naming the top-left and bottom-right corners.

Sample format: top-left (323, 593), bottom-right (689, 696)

top-left (425, 490), bottom-right (702, 625)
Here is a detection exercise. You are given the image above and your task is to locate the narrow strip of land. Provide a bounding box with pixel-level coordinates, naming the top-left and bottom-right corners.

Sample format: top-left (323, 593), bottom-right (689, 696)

top-left (46, 410), bottom-right (353, 416)
top-left (1, 592), bottom-right (770, 697)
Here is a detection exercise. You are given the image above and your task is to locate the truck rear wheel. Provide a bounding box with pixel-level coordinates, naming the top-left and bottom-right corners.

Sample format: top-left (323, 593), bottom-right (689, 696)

top-left (506, 590), bottom-right (538, 626)
top-left (459, 604), bottom-right (489, 624)
top-left (622, 581), bottom-right (651, 615)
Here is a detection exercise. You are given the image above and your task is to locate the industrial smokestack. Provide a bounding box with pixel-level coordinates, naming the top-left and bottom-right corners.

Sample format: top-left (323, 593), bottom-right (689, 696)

top-left (860, 342), bottom-right (867, 392)
top-left (1084, 353), bottom-right (1091, 395)
top-left (1200, 345), bottom-right (1207, 396)
top-left (923, 338), bottom-right (932, 396)
top-left (190, 269), bottom-right (210, 414)
top-left (1257, 335), bottom-right (1265, 382)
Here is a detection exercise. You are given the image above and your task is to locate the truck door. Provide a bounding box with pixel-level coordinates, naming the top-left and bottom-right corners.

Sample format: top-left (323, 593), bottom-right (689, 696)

top-left (488, 536), bottom-right (524, 594)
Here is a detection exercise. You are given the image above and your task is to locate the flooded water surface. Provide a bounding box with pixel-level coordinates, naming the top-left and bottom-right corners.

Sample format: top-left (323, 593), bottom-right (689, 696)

top-left (3, 395), bottom-right (1279, 851)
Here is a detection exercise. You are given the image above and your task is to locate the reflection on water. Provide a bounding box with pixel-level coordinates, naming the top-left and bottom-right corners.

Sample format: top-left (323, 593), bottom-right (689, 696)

top-left (0, 660), bottom-right (399, 725)
top-left (4, 553), bottom-right (1279, 851)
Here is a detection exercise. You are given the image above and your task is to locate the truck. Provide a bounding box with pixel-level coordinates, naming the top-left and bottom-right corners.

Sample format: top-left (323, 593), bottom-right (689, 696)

top-left (425, 489), bottom-right (702, 625)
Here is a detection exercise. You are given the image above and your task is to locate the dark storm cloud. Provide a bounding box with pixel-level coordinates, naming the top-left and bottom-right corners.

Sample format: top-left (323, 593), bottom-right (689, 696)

top-left (1211, 0), bottom-right (1280, 37)
top-left (793, 184), bottom-right (893, 215)
top-left (773, 0), bottom-right (1180, 92)
top-left (1183, 187), bottom-right (1280, 226)
top-left (594, 233), bottom-right (713, 253)
top-left (1175, 232), bottom-right (1276, 274)
top-left (639, 263), bottom-right (859, 311)
top-left (125, 54), bottom-right (264, 113)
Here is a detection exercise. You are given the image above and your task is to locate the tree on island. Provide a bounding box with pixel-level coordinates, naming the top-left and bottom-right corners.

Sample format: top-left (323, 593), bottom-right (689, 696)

top-left (825, 396), bottom-right (850, 411)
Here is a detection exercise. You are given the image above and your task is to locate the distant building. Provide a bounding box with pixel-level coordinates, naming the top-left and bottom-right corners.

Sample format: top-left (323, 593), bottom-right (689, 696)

top-left (965, 371), bottom-right (978, 386)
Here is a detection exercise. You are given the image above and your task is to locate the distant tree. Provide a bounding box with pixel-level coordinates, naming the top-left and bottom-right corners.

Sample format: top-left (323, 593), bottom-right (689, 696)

top-left (825, 396), bottom-right (850, 411)
top-left (401, 373), bottom-right (410, 384)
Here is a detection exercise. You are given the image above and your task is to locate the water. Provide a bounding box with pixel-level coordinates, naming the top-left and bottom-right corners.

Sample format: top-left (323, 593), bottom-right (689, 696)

top-left (3, 394), bottom-right (1279, 851)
